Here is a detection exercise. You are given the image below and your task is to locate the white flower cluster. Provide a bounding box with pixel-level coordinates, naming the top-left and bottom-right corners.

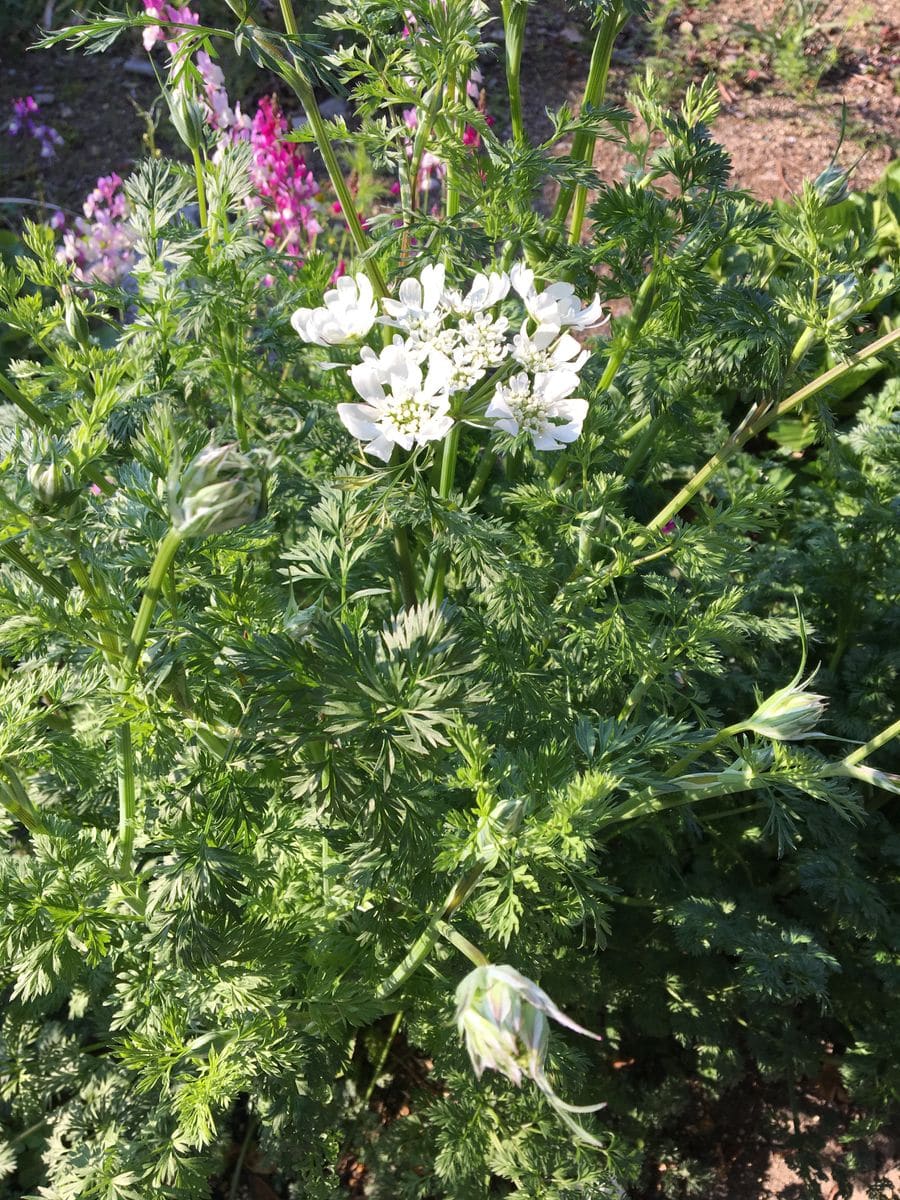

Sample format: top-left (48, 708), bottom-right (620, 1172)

top-left (291, 262), bottom-right (607, 463)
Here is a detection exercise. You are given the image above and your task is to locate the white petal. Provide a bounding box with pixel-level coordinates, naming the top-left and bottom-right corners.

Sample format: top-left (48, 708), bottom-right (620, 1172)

top-left (572, 294), bottom-right (607, 329)
top-left (420, 263), bottom-right (446, 312)
top-left (350, 363), bottom-right (385, 403)
top-left (398, 276), bottom-right (423, 310)
top-left (337, 403), bottom-right (381, 441)
top-left (537, 370), bottom-right (579, 404)
top-left (532, 430), bottom-right (564, 451)
top-left (355, 273), bottom-right (375, 310)
top-left (365, 433), bottom-right (397, 462)
top-left (291, 307), bottom-right (323, 345)
top-left (554, 397), bottom-right (589, 425)
top-left (510, 263), bottom-right (535, 300)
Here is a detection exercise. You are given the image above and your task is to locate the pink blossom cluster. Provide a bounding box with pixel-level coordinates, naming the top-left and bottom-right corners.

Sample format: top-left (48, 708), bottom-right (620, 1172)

top-left (7, 97), bottom-right (63, 160)
top-left (58, 174), bottom-right (138, 286)
top-left (141, 1), bottom-right (199, 55)
top-left (247, 95), bottom-right (322, 259)
top-left (144, 1), bottom-right (327, 267)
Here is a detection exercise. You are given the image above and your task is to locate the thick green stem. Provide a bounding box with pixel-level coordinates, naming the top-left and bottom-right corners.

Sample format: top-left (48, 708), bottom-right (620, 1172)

top-left (191, 145), bottom-right (208, 234)
top-left (116, 724), bottom-right (137, 874)
top-left (0, 540), bottom-right (69, 602)
top-left (501, 0), bottom-right (527, 143)
top-left (122, 528), bottom-right (184, 684)
top-left (550, 2), bottom-right (624, 243)
top-left (429, 423), bottom-right (462, 604)
top-left (223, 325), bottom-right (248, 451)
top-left (0, 370), bottom-right (53, 429)
top-left (375, 860), bottom-right (486, 1000)
top-left (116, 527), bottom-right (183, 873)
top-left (640, 324), bottom-right (900, 542)
top-left (0, 763), bottom-right (49, 836)
top-left (842, 717), bottom-right (900, 768)
top-left (393, 527), bottom-right (418, 610)
top-left (444, 75), bottom-right (461, 221)
top-left (466, 449), bottom-right (496, 503)
top-left (437, 921), bottom-right (489, 967)
top-left (278, 0), bottom-right (386, 297)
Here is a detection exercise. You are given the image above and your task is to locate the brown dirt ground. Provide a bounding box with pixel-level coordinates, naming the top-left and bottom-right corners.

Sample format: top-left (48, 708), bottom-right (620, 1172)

top-left (498, 0), bottom-right (898, 204)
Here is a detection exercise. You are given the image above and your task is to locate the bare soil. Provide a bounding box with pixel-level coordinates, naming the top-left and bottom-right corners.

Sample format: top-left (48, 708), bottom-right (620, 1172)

top-left (494, 0), bottom-right (898, 203)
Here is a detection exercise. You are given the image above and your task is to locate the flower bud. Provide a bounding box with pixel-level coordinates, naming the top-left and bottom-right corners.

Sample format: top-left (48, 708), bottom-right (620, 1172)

top-left (743, 674), bottom-right (827, 740)
top-left (827, 273), bottom-right (859, 326)
top-left (167, 80), bottom-right (205, 153)
top-left (812, 164), bottom-right (850, 207)
top-left (169, 444), bottom-right (267, 538)
top-left (455, 964), bottom-right (605, 1145)
top-left (27, 455), bottom-right (78, 510)
top-left (62, 291), bottom-right (90, 347)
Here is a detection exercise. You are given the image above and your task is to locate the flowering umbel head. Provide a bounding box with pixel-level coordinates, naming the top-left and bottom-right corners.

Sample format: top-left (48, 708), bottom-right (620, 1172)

top-left (455, 964), bottom-right (605, 1146)
top-left (169, 444), bottom-right (267, 538)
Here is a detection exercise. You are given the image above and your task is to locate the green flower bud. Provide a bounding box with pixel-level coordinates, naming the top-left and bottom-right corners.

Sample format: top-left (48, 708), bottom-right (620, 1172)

top-left (812, 164), bottom-right (850, 207)
top-left (27, 455), bottom-right (78, 510)
top-left (744, 673), bottom-right (827, 740)
top-left (167, 80), bottom-right (205, 153)
top-left (827, 273), bottom-right (859, 326)
top-left (62, 292), bottom-right (90, 347)
top-left (455, 964), bottom-right (605, 1145)
top-left (169, 444), bottom-right (267, 538)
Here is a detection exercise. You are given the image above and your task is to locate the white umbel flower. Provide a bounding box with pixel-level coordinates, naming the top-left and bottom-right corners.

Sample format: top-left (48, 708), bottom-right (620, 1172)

top-left (338, 344), bottom-right (454, 462)
top-left (510, 263), bottom-right (606, 332)
top-left (381, 262), bottom-right (447, 339)
top-left (291, 273), bottom-right (378, 346)
top-left (445, 270), bottom-right (511, 315)
top-left (512, 321), bottom-right (590, 374)
top-left (486, 369), bottom-right (587, 451)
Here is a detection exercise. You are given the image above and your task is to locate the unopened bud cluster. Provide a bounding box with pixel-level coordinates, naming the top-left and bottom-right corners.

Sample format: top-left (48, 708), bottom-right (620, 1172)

top-left (455, 964), bottom-right (605, 1145)
top-left (169, 444), bottom-right (267, 538)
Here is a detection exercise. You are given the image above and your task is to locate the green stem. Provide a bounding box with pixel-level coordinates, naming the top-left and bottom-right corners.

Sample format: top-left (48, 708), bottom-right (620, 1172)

top-left (0, 763), bottom-right (49, 836)
top-left (621, 412), bottom-right (660, 480)
top-left (360, 1010), bottom-right (404, 1109)
top-left (278, 0), bottom-right (386, 298)
top-left (0, 370), bottom-right (54, 429)
top-left (0, 540), bottom-right (69, 602)
top-left (664, 723), bottom-right (745, 780)
top-left (842, 717), bottom-right (900, 768)
top-left (640, 324), bottom-right (900, 541)
top-left (445, 75), bottom-right (461, 221)
top-left (228, 1116), bottom-right (256, 1200)
top-left (224, 326), bottom-right (248, 451)
top-left (619, 411), bottom-right (652, 444)
top-left (116, 527), bottom-right (183, 874)
top-left (191, 145), bottom-right (208, 234)
top-left (501, 0), bottom-right (527, 143)
top-left (122, 528), bottom-right (184, 684)
top-left (375, 860), bottom-right (486, 1000)
top-left (550, 2), bottom-right (625, 243)
top-left (393, 527), bottom-right (418, 610)
top-left (466, 450), bottom-right (496, 503)
top-left (429, 423), bottom-right (462, 604)
top-left (437, 921), bottom-right (489, 966)
top-left (116, 723), bottom-right (137, 874)
top-left (67, 552), bottom-right (122, 666)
